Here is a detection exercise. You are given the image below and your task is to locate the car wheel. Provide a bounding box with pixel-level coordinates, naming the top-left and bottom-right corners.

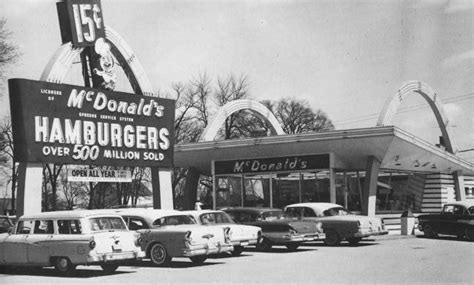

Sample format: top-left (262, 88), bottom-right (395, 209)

top-left (423, 224), bottom-right (438, 238)
top-left (286, 243), bottom-right (300, 251)
top-left (189, 255), bottom-right (207, 265)
top-left (232, 245), bottom-right (244, 256)
top-left (101, 264), bottom-right (119, 274)
top-left (54, 257), bottom-right (76, 275)
top-left (347, 237), bottom-right (362, 245)
top-left (324, 229), bottom-right (341, 246)
top-left (465, 228), bottom-right (474, 241)
top-left (255, 238), bottom-right (272, 251)
top-left (149, 243), bottom-right (171, 266)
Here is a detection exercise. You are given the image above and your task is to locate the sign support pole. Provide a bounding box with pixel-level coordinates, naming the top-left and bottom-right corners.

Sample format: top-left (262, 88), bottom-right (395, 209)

top-left (15, 162), bottom-right (43, 217)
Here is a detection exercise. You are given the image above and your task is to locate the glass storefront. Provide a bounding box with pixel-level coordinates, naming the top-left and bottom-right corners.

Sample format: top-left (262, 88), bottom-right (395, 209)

top-left (214, 170), bottom-right (422, 213)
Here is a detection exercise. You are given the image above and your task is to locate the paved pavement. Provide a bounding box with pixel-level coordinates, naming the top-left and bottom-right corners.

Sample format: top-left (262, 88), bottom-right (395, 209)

top-left (1, 234), bottom-right (473, 284)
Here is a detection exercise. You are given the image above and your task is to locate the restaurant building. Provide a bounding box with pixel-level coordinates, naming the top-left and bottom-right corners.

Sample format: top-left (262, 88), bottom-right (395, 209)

top-left (174, 91), bottom-right (474, 216)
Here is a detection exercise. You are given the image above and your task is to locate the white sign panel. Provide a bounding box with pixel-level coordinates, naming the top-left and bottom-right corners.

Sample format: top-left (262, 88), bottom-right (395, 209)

top-left (68, 168), bottom-right (132, 182)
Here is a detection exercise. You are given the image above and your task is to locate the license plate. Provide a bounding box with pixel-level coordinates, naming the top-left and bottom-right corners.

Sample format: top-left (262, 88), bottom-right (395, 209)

top-left (240, 241), bottom-right (249, 246)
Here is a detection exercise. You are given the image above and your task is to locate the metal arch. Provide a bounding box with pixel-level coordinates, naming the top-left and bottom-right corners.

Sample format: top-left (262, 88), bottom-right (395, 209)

top-left (376, 81), bottom-right (456, 153)
top-left (40, 26), bottom-right (154, 96)
top-left (199, 99), bottom-right (285, 142)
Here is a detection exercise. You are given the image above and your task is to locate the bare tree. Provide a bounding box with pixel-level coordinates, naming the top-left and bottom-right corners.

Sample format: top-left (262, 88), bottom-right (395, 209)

top-left (262, 98), bottom-right (334, 134)
top-left (43, 163), bottom-right (64, 211)
top-left (0, 117), bottom-right (18, 212)
top-left (0, 19), bottom-right (20, 84)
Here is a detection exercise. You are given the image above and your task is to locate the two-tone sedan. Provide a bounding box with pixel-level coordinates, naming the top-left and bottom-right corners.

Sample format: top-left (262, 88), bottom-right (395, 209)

top-left (285, 203), bottom-right (388, 246)
top-left (0, 210), bottom-right (144, 275)
top-left (223, 207), bottom-right (325, 251)
top-left (184, 210), bottom-right (262, 256)
top-left (115, 208), bottom-right (234, 266)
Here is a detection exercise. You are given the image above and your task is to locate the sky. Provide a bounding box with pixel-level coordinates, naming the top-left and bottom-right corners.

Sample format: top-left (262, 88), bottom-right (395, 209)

top-left (1, 0), bottom-right (473, 162)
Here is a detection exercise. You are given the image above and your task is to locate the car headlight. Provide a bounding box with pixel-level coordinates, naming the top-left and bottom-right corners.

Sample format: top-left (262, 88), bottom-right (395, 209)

top-left (184, 231), bottom-right (193, 247)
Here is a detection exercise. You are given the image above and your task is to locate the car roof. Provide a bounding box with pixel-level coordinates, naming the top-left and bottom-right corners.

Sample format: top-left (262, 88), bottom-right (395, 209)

top-left (223, 207), bottom-right (283, 214)
top-left (113, 208), bottom-right (185, 220)
top-left (285, 203), bottom-right (343, 216)
top-left (19, 209), bottom-right (123, 220)
top-left (445, 201), bottom-right (474, 208)
top-left (182, 210), bottom-right (228, 217)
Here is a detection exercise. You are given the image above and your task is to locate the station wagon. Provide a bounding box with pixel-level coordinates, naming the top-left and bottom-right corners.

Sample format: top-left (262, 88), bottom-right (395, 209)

top-left (0, 210), bottom-right (145, 275)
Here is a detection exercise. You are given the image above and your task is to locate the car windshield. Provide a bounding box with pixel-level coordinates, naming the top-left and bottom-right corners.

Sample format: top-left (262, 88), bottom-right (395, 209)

top-left (199, 212), bottom-right (234, 225)
top-left (323, 207), bottom-right (351, 217)
top-left (89, 217), bottom-right (127, 232)
top-left (152, 215), bottom-right (196, 226)
top-left (260, 210), bottom-right (289, 221)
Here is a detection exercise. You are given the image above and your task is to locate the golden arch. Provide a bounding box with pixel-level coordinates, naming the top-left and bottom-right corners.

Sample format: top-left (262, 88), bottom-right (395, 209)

top-left (376, 81), bottom-right (456, 153)
top-left (200, 99), bottom-right (285, 141)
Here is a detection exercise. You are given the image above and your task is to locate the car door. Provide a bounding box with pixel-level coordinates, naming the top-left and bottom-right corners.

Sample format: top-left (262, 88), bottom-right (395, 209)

top-left (2, 220), bottom-right (32, 264)
top-left (451, 206), bottom-right (467, 235)
top-left (27, 220), bottom-right (54, 265)
top-left (438, 205), bottom-right (456, 234)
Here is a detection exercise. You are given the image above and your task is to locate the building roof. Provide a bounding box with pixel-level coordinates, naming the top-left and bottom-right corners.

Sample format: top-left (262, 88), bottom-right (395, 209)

top-left (174, 126), bottom-right (474, 176)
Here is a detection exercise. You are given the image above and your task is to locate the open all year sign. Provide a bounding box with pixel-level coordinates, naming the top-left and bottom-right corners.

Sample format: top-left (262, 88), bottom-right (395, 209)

top-left (9, 78), bottom-right (175, 168)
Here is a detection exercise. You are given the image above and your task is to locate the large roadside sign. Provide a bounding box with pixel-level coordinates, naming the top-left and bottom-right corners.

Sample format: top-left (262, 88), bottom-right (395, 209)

top-left (9, 78), bottom-right (175, 168)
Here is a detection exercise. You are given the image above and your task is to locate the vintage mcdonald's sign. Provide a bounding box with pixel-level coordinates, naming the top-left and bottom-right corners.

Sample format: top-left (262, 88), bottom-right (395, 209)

top-left (9, 78), bottom-right (175, 167)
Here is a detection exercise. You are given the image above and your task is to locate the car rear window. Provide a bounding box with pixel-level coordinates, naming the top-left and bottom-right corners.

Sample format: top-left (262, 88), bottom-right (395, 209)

top-left (89, 217), bottom-right (127, 232)
top-left (152, 215), bottom-right (196, 226)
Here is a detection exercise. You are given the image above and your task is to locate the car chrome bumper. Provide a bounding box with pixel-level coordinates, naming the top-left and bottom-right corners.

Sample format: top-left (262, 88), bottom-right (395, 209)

top-left (231, 238), bottom-right (259, 246)
top-left (182, 243), bottom-right (234, 257)
top-left (353, 229), bottom-right (389, 238)
top-left (88, 250), bottom-right (145, 263)
top-left (283, 233), bottom-right (326, 242)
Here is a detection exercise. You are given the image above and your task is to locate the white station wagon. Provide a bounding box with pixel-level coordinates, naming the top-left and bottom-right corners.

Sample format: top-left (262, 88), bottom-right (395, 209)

top-left (184, 210), bottom-right (262, 256)
top-left (0, 210), bottom-right (145, 275)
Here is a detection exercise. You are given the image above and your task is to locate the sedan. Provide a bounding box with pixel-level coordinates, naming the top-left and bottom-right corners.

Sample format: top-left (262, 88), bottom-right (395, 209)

top-left (184, 210), bottom-right (262, 256)
top-left (223, 207), bottom-right (325, 251)
top-left (115, 208), bottom-right (234, 266)
top-left (285, 203), bottom-right (388, 246)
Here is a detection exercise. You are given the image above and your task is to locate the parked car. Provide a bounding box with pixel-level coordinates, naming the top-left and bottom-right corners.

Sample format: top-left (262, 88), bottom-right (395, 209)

top-left (223, 207), bottom-right (325, 251)
top-left (115, 208), bottom-right (234, 266)
top-left (0, 215), bottom-right (16, 234)
top-left (0, 210), bottom-right (145, 275)
top-left (284, 203), bottom-right (388, 246)
top-left (418, 201), bottom-right (474, 241)
top-left (184, 209), bottom-right (262, 256)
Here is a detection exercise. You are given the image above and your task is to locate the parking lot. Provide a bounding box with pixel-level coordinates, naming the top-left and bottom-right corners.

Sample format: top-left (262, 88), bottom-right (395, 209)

top-left (1, 235), bottom-right (472, 284)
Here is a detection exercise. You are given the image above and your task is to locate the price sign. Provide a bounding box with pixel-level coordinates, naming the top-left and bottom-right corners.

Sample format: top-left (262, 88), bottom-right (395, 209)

top-left (57, 0), bottom-right (105, 47)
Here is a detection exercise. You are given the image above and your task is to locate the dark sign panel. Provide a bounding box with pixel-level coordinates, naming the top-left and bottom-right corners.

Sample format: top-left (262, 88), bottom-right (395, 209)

top-left (9, 78), bottom-right (175, 168)
top-left (214, 154), bottom-right (330, 175)
top-left (57, 0), bottom-right (105, 47)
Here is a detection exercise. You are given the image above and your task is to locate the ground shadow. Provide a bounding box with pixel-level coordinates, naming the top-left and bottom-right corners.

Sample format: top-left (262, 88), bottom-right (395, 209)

top-left (0, 266), bottom-right (133, 278)
top-left (302, 241), bottom-right (380, 247)
top-left (415, 234), bottom-right (472, 243)
top-left (122, 259), bottom-right (224, 268)
top-left (243, 247), bottom-right (316, 253)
